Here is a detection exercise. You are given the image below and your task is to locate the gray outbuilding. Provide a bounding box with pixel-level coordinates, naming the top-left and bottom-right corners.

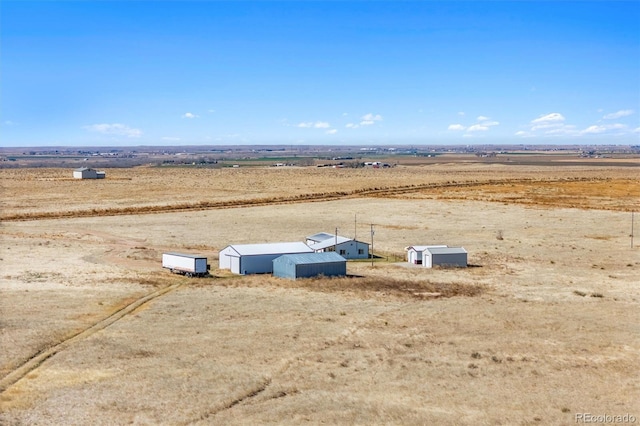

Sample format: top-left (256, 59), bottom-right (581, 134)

top-left (423, 247), bottom-right (468, 268)
top-left (273, 252), bottom-right (347, 280)
top-left (218, 242), bottom-right (314, 275)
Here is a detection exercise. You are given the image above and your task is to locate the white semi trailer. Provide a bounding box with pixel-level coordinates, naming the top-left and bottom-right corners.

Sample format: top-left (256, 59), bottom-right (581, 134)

top-left (162, 252), bottom-right (209, 277)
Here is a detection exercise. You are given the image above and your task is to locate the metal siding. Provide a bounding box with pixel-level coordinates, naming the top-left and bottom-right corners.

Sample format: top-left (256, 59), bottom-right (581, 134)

top-left (273, 253), bottom-right (346, 280)
top-left (295, 261), bottom-right (345, 279)
top-left (242, 254), bottom-right (280, 274)
top-left (219, 247), bottom-right (236, 269)
top-left (230, 256), bottom-right (241, 274)
top-left (432, 252), bottom-right (467, 267)
top-left (424, 252), bottom-right (432, 268)
top-left (194, 258), bottom-right (208, 274)
top-left (273, 257), bottom-right (296, 279)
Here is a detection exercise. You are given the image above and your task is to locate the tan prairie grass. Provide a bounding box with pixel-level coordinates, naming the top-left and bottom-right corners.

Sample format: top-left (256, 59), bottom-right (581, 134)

top-left (208, 273), bottom-right (484, 300)
top-left (1, 164), bottom-right (638, 219)
top-left (1, 163), bottom-right (639, 425)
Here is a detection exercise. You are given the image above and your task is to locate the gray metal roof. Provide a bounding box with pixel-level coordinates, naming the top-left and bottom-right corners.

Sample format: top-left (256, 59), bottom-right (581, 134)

top-left (425, 247), bottom-right (467, 255)
top-left (275, 252), bottom-right (346, 265)
top-left (225, 242), bottom-right (313, 256)
top-left (308, 236), bottom-right (354, 250)
top-left (407, 245), bottom-right (448, 251)
top-left (306, 232), bottom-right (336, 242)
top-left (163, 252), bottom-right (207, 259)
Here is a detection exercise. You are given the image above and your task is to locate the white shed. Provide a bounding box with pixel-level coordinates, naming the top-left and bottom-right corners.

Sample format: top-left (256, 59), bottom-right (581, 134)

top-left (423, 247), bottom-right (468, 268)
top-left (406, 245), bottom-right (448, 264)
top-left (219, 242), bottom-right (314, 275)
top-left (308, 235), bottom-right (369, 259)
top-left (73, 167), bottom-right (105, 179)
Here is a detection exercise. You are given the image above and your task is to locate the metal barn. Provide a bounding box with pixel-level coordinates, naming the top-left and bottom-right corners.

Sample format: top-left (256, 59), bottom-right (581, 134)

top-left (423, 247), bottom-right (468, 268)
top-left (406, 245), bottom-right (447, 264)
top-left (218, 242), bottom-right (314, 275)
top-left (273, 252), bottom-right (346, 280)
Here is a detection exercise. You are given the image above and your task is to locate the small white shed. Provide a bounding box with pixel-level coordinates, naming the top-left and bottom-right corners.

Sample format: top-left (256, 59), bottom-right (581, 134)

top-left (406, 245), bottom-right (448, 264)
top-left (73, 167), bottom-right (105, 179)
top-left (423, 247), bottom-right (468, 268)
top-left (219, 242), bottom-right (314, 275)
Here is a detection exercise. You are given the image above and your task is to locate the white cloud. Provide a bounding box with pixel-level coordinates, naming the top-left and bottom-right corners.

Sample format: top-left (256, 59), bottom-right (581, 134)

top-left (326, 129), bottom-right (338, 134)
top-left (84, 123), bottom-right (142, 138)
top-left (448, 124), bottom-right (466, 131)
top-left (448, 116), bottom-right (498, 134)
top-left (207, 109), bottom-right (216, 113)
top-left (603, 109), bottom-right (634, 119)
top-left (458, 112), bottom-right (465, 116)
top-left (633, 127), bottom-right (640, 134)
top-left (515, 131), bottom-right (528, 137)
top-left (361, 113), bottom-right (383, 122)
top-left (182, 112), bottom-right (199, 119)
top-left (359, 113), bottom-right (383, 126)
top-left (345, 123), bottom-right (359, 129)
top-left (297, 121), bottom-right (330, 129)
top-left (3, 120), bottom-right (16, 126)
top-left (467, 124), bottom-right (489, 132)
top-left (531, 113), bottom-right (565, 124)
top-left (581, 123), bottom-right (627, 135)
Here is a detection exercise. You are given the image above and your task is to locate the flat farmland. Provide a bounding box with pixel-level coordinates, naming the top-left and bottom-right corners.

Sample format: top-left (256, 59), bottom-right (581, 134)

top-left (1, 162), bottom-right (639, 425)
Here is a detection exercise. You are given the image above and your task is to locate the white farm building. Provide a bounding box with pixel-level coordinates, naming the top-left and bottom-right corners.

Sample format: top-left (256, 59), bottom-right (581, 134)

top-left (73, 167), bottom-right (105, 179)
top-left (306, 232), bottom-right (369, 259)
top-left (219, 242), bottom-right (314, 275)
top-left (406, 245), bottom-right (448, 264)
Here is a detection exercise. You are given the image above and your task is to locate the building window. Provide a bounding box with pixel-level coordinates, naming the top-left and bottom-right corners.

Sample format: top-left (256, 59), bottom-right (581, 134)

top-left (358, 249), bottom-right (364, 255)
top-left (339, 249), bottom-right (346, 255)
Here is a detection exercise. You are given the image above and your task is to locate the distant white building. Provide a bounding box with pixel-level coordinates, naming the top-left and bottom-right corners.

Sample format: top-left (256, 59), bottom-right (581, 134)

top-left (406, 245), bottom-right (448, 264)
top-left (306, 232), bottom-right (369, 259)
top-left (219, 242), bottom-right (314, 275)
top-left (73, 167), bottom-right (105, 179)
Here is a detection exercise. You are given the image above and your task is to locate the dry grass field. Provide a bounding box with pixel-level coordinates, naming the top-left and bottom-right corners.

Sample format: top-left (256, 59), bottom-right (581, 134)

top-left (1, 161), bottom-right (639, 425)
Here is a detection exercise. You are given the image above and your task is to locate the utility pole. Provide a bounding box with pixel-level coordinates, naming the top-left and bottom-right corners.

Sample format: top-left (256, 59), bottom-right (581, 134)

top-left (632, 211), bottom-right (635, 249)
top-left (335, 227), bottom-right (338, 253)
top-left (370, 224), bottom-right (375, 267)
top-left (354, 214), bottom-right (357, 240)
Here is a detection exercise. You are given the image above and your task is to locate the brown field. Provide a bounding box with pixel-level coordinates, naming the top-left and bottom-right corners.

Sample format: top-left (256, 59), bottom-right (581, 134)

top-left (1, 161), bottom-right (639, 425)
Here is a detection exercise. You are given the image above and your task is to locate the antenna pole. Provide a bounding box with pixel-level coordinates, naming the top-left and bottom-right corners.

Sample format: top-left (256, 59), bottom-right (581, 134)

top-left (632, 211), bottom-right (635, 249)
top-left (370, 224), bottom-right (375, 267)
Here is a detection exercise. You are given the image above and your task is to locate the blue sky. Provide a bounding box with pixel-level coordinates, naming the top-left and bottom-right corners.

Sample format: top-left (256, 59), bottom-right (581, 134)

top-left (2, 1), bottom-right (639, 146)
